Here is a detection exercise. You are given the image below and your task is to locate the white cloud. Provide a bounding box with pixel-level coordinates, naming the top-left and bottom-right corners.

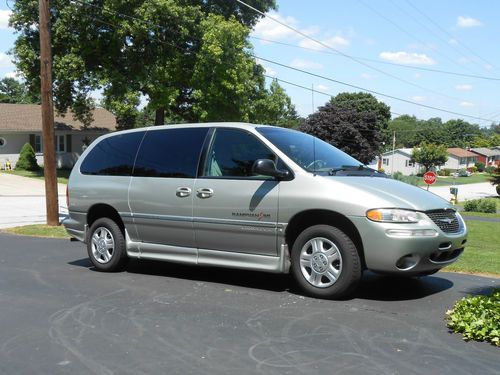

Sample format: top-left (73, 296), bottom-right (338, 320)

top-left (290, 59), bottom-right (323, 70)
top-left (361, 73), bottom-right (375, 79)
top-left (485, 64), bottom-right (493, 71)
top-left (3, 71), bottom-right (21, 80)
top-left (455, 84), bottom-right (473, 91)
top-left (315, 84), bottom-right (329, 91)
top-left (379, 51), bottom-right (435, 65)
top-left (0, 52), bottom-right (14, 69)
top-left (457, 57), bottom-right (469, 64)
top-left (412, 96), bottom-right (426, 102)
top-left (264, 66), bottom-right (276, 77)
top-left (298, 35), bottom-right (349, 50)
top-left (460, 101), bottom-right (474, 107)
top-left (252, 12), bottom-right (300, 40)
top-left (414, 73), bottom-right (421, 79)
top-left (457, 16), bottom-right (482, 28)
top-left (0, 10), bottom-right (11, 30)
top-left (449, 38), bottom-right (459, 45)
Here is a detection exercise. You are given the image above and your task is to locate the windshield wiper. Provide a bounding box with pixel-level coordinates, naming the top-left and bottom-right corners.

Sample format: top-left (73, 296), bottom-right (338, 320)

top-left (328, 165), bottom-right (374, 176)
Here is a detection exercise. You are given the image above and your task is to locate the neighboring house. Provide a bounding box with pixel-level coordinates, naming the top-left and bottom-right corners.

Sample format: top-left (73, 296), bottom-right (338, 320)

top-left (442, 148), bottom-right (477, 170)
top-left (368, 148), bottom-right (421, 176)
top-left (469, 147), bottom-right (500, 167)
top-left (0, 103), bottom-right (116, 168)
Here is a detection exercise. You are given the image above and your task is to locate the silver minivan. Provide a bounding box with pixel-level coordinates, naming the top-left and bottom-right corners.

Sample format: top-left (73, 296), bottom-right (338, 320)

top-left (64, 123), bottom-right (467, 298)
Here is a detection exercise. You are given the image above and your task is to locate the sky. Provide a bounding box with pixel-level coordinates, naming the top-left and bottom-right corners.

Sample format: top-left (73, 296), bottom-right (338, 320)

top-left (1, 0), bottom-right (500, 127)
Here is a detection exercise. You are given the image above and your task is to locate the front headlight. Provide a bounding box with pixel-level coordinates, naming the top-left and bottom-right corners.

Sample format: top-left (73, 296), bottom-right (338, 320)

top-left (366, 208), bottom-right (419, 223)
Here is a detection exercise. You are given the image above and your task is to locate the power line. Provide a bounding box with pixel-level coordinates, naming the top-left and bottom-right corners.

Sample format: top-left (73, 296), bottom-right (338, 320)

top-left (251, 35), bottom-right (500, 81)
top-left (74, 0), bottom-right (497, 123)
top-left (405, 0), bottom-right (496, 70)
top-left (258, 56), bottom-right (497, 123)
top-left (358, 0), bottom-right (482, 76)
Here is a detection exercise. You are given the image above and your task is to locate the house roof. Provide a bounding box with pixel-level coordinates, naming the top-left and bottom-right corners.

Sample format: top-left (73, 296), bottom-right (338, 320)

top-left (470, 147), bottom-right (500, 157)
top-left (0, 103), bottom-right (116, 132)
top-left (447, 148), bottom-right (477, 158)
top-left (380, 148), bottom-right (415, 157)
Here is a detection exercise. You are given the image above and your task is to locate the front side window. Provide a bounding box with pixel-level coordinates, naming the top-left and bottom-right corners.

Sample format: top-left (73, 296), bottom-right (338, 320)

top-left (203, 128), bottom-right (277, 178)
top-left (257, 127), bottom-right (362, 174)
top-left (133, 127), bottom-right (209, 178)
top-left (80, 131), bottom-right (145, 176)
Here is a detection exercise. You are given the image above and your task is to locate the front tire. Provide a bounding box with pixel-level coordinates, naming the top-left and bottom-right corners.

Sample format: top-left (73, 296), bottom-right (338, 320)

top-left (291, 225), bottom-right (361, 299)
top-left (87, 218), bottom-right (128, 272)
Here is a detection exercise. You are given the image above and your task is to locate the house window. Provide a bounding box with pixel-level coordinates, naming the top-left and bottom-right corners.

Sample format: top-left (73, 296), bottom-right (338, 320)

top-left (55, 135), bottom-right (65, 153)
top-left (382, 158), bottom-right (389, 166)
top-left (34, 135), bottom-right (42, 153)
top-left (459, 157), bottom-right (466, 164)
top-left (405, 160), bottom-right (414, 167)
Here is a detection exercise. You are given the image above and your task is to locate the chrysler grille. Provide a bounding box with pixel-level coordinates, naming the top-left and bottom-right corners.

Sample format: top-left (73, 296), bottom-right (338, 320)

top-left (425, 210), bottom-right (460, 233)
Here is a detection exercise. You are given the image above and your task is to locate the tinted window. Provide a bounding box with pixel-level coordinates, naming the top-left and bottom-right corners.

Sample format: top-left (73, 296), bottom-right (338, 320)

top-left (133, 127), bottom-right (209, 178)
top-left (203, 128), bottom-right (277, 178)
top-left (80, 132), bottom-right (145, 176)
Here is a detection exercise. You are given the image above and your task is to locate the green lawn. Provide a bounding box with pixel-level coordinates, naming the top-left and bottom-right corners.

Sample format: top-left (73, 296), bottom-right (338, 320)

top-left (444, 221), bottom-right (500, 276)
top-left (2, 224), bottom-right (70, 239)
top-left (417, 173), bottom-right (491, 187)
top-left (0, 169), bottom-right (71, 184)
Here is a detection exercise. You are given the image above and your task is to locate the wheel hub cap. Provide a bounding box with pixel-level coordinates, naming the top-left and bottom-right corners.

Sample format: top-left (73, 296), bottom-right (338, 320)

top-left (311, 253), bottom-right (328, 273)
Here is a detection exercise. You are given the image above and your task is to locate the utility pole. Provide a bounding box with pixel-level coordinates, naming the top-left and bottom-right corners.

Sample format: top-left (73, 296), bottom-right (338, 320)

top-left (391, 131), bottom-right (396, 175)
top-left (39, 0), bottom-right (59, 226)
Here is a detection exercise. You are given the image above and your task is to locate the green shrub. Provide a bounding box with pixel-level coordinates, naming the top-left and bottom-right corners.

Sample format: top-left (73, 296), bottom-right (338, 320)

top-left (15, 143), bottom-right (40, 171)
top-left (463, 199), bottom-right (497, 213)
top-left (446, 288), bottom-right (500, 346)
top-left (468, 165), bottom-right (478, 173)
top-left (485, 166), bottom-right (496, 174)
top-left (437, 169), bottom-right (446, 176)
top-left (458, 169), bottom-right (470, 177)
top-left (463, 200), bottom-right (478, 212)
top-left (475, 162), bottom-right (485, 172)
top-left (391, 171), bottom-right (419, 186)
top-left (443, 168), bottom-right (452, 176)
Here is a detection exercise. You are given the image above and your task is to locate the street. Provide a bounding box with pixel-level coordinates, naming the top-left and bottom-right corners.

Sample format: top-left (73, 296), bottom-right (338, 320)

top-left (0, 233), bottom-right (498, 375)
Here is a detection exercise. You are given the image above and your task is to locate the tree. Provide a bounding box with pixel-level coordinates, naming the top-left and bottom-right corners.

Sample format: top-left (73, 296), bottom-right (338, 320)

top-left (330, 92), bottom-right (391, 131)
top-left (9, 0), bottom-right (276, 126)
top-left (0, 77), bottom-right (39, 103)
top-left (443, 119), bottom-right (482, 148)
top-left (251, 79), bottom-right (300, 128)
top-left (15, 143), bottom-right (40, 171)
top-left (300, 103), bottom-right (381, 164)
top-left (191, 15), bottom-right (263, 122)
top-left (411, 142), bottom-right (448, 171)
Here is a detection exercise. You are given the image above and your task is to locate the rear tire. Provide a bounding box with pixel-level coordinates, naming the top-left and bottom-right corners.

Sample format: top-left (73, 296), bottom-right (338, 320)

top-left (87, 218), bottom-right (128, 272)
top-left (291, 225), bottom-right (361, 299)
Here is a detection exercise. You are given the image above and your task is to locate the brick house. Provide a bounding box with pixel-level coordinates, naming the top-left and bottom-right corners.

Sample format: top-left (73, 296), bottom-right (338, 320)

top-left (0, 103), bottom-right (116, 168)
top-left (469, 147), bottom-right (500, 167)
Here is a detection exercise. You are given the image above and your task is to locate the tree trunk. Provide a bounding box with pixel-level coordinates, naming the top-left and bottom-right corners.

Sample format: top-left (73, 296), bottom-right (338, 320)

top-left (155, 107), bottom-right (165, 126)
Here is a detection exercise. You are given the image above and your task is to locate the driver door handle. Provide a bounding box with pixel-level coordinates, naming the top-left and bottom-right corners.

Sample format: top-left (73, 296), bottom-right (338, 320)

top-left (197, 188), bottom-right (214, 199)
top-left (176, 187), bottom-right (191, 198)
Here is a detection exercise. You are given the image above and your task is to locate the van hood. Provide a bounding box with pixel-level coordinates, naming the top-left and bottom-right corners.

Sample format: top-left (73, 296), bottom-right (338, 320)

top-left (325, 176), bottom-right (453, 212)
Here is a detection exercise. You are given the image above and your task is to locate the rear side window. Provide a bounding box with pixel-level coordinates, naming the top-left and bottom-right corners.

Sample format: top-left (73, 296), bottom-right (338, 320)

top-left (133, 127), bottom-right (209, 178)
top-left (80, 132), bottom-right (145, 176)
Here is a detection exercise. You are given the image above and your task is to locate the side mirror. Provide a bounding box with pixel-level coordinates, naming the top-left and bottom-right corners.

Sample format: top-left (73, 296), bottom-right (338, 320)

top-left (252, 159), bottom-right (290, 180)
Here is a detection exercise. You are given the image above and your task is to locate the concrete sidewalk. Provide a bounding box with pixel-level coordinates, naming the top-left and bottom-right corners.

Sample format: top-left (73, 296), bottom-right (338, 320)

top-left (0, 173), bottom-right (67, 229)
top-left (421, 182), bottom-right (497, 202)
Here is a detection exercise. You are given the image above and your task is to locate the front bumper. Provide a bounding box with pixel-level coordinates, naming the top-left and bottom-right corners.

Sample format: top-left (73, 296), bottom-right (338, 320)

top-left (349, 215), bottom-right (467, 275)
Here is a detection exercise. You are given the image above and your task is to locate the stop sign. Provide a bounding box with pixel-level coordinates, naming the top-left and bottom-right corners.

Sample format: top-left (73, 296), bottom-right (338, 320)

top-left (423, 171), bottom-right (437, 185)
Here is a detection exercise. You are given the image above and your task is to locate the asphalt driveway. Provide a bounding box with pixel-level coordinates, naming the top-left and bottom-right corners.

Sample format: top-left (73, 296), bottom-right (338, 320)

top-left (0, 233), bottom-right (498, 375)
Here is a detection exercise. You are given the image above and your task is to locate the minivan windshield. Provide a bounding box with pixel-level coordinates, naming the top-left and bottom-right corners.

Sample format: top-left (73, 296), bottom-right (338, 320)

top-left (257, 127), bottom-right (378, 176)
